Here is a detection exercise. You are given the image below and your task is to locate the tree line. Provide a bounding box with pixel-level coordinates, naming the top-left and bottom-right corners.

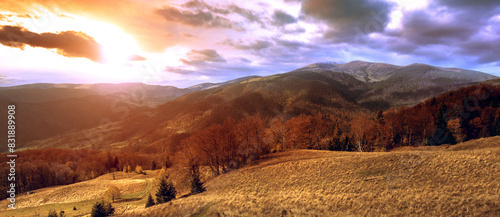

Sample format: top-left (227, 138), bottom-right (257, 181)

top-left (179, 84), bottom-right (500, 174)
top-left (0, 149), bottom-right (166, 200)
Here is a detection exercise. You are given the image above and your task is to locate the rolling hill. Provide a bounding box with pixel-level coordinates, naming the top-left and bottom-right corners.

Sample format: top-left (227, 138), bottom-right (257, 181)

top-left (295, 60), bottom-right (497, 108)
top-left (0, 78), bottom-right (259, 152)
top-left (1, 136), bottom-right (499, 216)
top-left (2, 61), bottom-right (497, 152)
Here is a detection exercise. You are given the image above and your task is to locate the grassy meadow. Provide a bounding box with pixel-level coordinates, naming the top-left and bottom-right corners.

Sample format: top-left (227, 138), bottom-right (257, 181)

top-left (1, 136), bottom-right (499, 216)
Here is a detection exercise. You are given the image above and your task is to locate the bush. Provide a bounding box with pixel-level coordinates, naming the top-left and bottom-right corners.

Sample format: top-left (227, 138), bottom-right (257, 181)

top-left (135, 165), bottom-right (143, 174)
top-left (155, 175), bottom-right (176, 204)
top-left (91, 200), bottom-right (114, 217)
top-left (145, 193), bottom-right (155, 208)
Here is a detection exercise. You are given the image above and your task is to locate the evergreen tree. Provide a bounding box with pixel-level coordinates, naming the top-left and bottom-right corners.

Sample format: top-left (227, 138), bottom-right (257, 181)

top-left (429, 104), bottom-right (456, 145)
top-left (90, 201), bottom-right (106, 217)
top-left (190, 164), bottom-right (206, 194)
top-left (375, 109), bottom-right (385, 125)
top-left (105, 152), bottom-right (113, 172)
top-left (145, 193), bottom-right (155, 208)
top-left (430, 97), bottom-right (437, 106)
top-left (90, 201), bottom-right (114, 217)
top-left (113, 156), bottom-right (119, 170)
top-left (104, 203), bottom-right (114, 216)
top-left (151, 161), bottom-right (157, 170)
top-left (493, 112), bottom-right (500, 136)
top-left (155, 175), bottom-right (176, 204)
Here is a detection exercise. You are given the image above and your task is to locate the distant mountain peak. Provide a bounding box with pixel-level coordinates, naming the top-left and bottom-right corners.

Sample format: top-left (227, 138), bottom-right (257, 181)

top-left (296, 60), bottom-right (496, 83)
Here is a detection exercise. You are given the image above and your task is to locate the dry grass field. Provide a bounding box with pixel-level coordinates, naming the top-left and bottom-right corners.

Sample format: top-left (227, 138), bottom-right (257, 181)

top-left (1, 136), bottom-right (499, 217)
top-left (122, 136), bottom-right (500, 217)
top-left (0, 171), bottom-right (156, 216)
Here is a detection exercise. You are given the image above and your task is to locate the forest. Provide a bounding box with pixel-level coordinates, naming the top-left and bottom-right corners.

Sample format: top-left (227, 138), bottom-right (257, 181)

top-left (1, 84), bottom-right (499, 200)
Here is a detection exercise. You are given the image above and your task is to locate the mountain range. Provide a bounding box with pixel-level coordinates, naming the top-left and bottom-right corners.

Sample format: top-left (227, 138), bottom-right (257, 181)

top-left (0, 60), bottom-right (497, 152)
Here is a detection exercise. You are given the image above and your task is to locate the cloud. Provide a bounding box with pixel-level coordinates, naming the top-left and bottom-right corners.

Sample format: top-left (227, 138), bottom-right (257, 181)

top-left (436, 0), bottom-right (500, 10)
top-left (221, 39), bottom-right (273, 52)
top-left (397, 11), bottom-right (478, 45)
top-left (181, 49), bottom-right (226, 66)
top-left (164, 66), bottom-right (194, 75)
top-left (183, 0), bottom-right (231, 14)
top-left (228, 4), bottom-right (262, 24)
top-left (128, 55), bottom-right (146, 61)
top-left (272, 10), bottom-right (297, 26)
top-left (181, 1), bottom-right (263, 26)
top-left (301, 0), bottom-right (393, 42)
top-left (275, 38), bottom-right (311, 50)
top-left (155, 5), bottom-right (235, 29)
top-left (155, 1), bottom-right (265, 31)
top-left (0, 25), bottom-right (102, 62)
top-left (376, 1), bottom-right (500, 65)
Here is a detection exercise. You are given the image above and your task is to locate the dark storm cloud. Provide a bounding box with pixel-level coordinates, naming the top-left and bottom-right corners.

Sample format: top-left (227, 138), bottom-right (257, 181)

top-left (0, 25), bottom-right (102, 62)
top-left (459, 38), bottom-right (500, 64)
top-left (377, 0), bottom-right (500, 65)
top-left (272, 10), bottom-right (297, 26)
top-left (437, 0), bottom-right (500, 10)
top-left (301, 0), bottom-right (393, 42)
top-left (155, 5), bottom-right (235, 29)
top-left (397, 11), bottom-right (479, 45)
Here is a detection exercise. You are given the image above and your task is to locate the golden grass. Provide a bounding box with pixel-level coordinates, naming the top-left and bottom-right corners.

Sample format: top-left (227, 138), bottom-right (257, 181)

top-left (121, 136), bottom-right (500, 217)
top-left (0, 171), bottom-right (156, 216)
top-left (2, 136), bottom-right (499, 216)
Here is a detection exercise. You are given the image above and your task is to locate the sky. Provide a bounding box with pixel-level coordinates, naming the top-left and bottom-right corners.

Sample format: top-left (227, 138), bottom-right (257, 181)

top-left (0, 0), bottom-right (499, 88)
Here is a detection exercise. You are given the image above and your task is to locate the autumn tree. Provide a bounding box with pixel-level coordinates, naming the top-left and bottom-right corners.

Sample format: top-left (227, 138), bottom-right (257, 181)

top-left (447, 118), bottom-right (466, 143)
top-left (135, 165), bottom-right (144, 174)
top-left (183, 118), bottom-right (239, 175)
top-left (286, 114), bottom-right (330, 150)
top-left (351, 114), bottom-right (371, 152)
top-left (104, 185), bottom-right (121, 202)
top-left (235, 115), bottom-right (267, 164)
top-left (264, 117), bottom-right (287, 151)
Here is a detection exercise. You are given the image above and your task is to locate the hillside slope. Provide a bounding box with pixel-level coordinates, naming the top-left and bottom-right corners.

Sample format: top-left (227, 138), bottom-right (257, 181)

top-left (10, 61), bottom-right (499, 151)
top-left (119, 136), bottom-right (500, 217)
top-left (1, 136), bottom-right (498, 216)
top-left (296, 61), bottom-right (497, 108)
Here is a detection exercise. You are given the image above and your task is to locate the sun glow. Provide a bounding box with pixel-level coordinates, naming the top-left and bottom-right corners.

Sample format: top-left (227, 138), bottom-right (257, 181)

top-left (0, 9), bottom-right (140, 64)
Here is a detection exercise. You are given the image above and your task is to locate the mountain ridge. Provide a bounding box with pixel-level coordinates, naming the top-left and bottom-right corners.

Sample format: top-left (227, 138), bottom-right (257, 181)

top-left (1, 60), bottom-right (498, 152)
